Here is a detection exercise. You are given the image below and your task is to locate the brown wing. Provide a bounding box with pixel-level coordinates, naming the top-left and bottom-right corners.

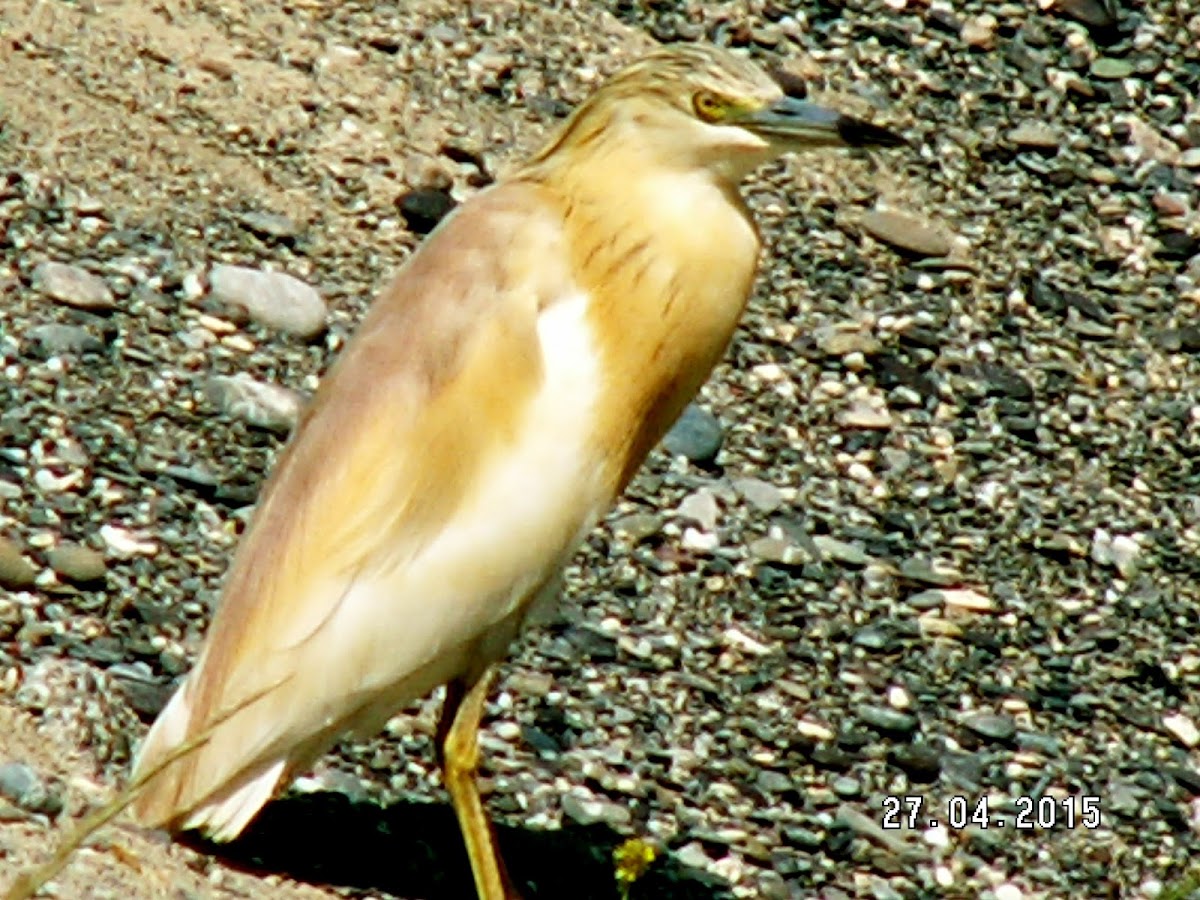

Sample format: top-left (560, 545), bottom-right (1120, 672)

top-left (131, 182), bottom-right (580, 837)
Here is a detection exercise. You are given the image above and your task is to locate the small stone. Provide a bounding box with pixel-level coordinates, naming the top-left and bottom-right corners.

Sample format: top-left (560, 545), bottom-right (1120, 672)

top-left (815, 326), bottom-right (882, 357)
top-left (750, 536), bottom-right (809, 566)
top-left (0, 762), bottom-right (58, 815)
top-left (961, 712), bottom-right (1017, 743)
top-left (675, 841), bottom-right (711, 870)
top-left (1179, 148), bottom-right (1200, 168)
top-left (732, 478), bottom-right (783, 513)
top-left (237, 210), bottom-right (301, 240)
top-left (1007, 121), bottom-right (1062, 149)
top-left (757, 770), bottom-right (793, 794)
top-left (208, 264), bottom-right (327, 338)
top-left (859, 705), bottom-right (918, 736)
top-left (898, 558), bottom-right (961, 586)
top-left (614, 513), bottom-right (662, 542)
top-left (662, 404), bottom-right (723, 464)
top-left (32, 261), bottom-right (115, 311)
top-left (961, 14), bottom-right (998, 49)
top-left (398, 187), bottom-right (457, 235)
top-left (46, 543), bottom-right (107, 585)
top-left (909, 587), bottom-right (992, 611)
top-left (1090, 57), bottom-right (1134, 80)
top-left (1163, 713), bottom-right (1200, 748)
top-left (831, 776), bottom-right (862, 798)
top-left (612, 513), bottom-right (663, 544)
top-left (676, 489), bottom-right (720, 531)
top-left (99, 525), bottom-right (158, 558)
top-left (1054, 0), bottom-right (1117, 30)
top-left (24, 324), bottom-right (104, 356)
top-left (812, 535), bottom-right (869, 566)
top-left (838, 401), bottom-right (893, 430)
top-left (890, 743), bottom-right (942, 782)
top-left (205, 373), bottom-right (304, 433)
top-left (861, 207), bottom-right (954, 257)
top-left (562, 793), bottom-right (630, 827)
top-left (0, 539), bottom-right (37, 589)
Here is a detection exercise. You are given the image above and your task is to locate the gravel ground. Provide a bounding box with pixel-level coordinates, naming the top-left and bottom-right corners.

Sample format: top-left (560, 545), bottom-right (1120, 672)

top-left (3, 1), bottom-right (1200, 898)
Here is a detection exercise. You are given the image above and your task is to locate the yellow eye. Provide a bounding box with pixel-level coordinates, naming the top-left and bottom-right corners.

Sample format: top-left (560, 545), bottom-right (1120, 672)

top-left (693, 91), bottom-right (723, 122)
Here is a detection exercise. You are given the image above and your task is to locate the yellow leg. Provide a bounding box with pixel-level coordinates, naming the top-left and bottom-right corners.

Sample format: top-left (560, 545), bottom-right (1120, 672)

top-left (438, 667), bottom-right (518, 900)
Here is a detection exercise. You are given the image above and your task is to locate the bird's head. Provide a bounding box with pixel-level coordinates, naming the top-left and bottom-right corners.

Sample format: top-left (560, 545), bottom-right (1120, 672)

top-left (526, 43), bottom-right (905, 184)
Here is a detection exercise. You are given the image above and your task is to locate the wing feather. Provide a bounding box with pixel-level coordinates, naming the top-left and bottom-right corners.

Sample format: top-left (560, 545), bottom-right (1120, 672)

top-left (132, 182), bottom-right (587, 833)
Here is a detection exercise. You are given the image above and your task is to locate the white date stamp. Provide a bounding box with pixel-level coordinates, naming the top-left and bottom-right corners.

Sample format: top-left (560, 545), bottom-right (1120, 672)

top-left (881, 794), bottom-right (1103, 830)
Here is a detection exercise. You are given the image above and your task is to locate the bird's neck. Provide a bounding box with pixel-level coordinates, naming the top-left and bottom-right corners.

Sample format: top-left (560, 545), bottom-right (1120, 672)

top-left (522, 156), bottom-right (762, 493)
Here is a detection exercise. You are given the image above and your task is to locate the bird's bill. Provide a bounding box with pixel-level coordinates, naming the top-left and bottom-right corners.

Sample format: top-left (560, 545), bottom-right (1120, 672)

top-left (732, 95), bottom-right (906, 149)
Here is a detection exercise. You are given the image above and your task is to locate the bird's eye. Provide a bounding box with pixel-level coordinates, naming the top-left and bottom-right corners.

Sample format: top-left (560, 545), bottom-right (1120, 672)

top-left (692, 91), bottom-right (724, 122)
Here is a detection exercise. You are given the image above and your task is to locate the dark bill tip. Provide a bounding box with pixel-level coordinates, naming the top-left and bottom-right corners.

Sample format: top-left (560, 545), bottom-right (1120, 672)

top-left (836, 115), bottom-right (908, 148)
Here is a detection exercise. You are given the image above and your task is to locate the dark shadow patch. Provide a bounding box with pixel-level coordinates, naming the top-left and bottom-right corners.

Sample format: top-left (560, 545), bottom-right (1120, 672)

top-left (184, 791), bottom-right (733, 899)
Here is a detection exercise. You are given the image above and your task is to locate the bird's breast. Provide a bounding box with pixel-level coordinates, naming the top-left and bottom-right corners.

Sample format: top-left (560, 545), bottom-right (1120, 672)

top-left (568, 170), bottom-right (762, 488)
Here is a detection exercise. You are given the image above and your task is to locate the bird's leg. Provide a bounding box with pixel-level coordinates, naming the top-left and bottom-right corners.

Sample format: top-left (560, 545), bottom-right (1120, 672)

top-left (438, 667), bottom-right (518, 900)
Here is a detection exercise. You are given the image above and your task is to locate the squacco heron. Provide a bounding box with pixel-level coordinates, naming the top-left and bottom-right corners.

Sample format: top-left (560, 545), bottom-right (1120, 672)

top-left (131, 43), bottom-right (902, 898)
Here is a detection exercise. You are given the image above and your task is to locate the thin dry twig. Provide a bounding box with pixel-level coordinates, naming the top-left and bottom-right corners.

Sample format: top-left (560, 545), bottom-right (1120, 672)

top-left (3, 681), bottom-right (284, 900)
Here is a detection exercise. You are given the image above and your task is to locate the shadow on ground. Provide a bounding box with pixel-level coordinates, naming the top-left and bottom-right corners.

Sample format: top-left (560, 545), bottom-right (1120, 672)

top-left (186, 791), bottom-right (733, 899)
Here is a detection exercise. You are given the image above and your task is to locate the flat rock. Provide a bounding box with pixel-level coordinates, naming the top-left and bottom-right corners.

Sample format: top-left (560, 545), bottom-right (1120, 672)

top-left (32, 261), bottom-right (115, 311)
top-left (208, 264), bottom-right (327, 338)
top-left (46, 543), bottom-right (108, 584)
top-left (205, 373), bottom-right (305, 433)
top-left (24, 323), bottom-right (104, 356)
top-left (1007, 121), bottom-right (1062, 149)
top-left (732, 477), bottom-right (783, 513)
top-left (861, 207), bottom-right (954, 258)
top-left (0, 538), bottom-right (37, 589)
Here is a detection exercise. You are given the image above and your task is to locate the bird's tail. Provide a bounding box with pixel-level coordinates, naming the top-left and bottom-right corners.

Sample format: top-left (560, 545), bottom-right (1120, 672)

top-left (129, 675), bottom-right (289, 842)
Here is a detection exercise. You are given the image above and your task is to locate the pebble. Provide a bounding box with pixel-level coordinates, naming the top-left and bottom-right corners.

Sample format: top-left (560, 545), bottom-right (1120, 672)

top-left (1090, 57), bottom-right (1134, 80)
top-left (1090, 529), bottom-right (1141, 577)
top-left (831, 776), bottom-right (861, 799)
top-left (398, 187), bottom-right (457, 235)
top-left (676, 488), bottom-right (720, 532)
top-left (860, 207), bottom-right (954, 257)
top-left (908, 587), bottom-right (993, 612)
top-left (561, 793), bottom-right (631, 828)
top-left (674, 841), bottom-right (712, 870)
top-left (899, 558), bottom-right (961, 586)
top-left (99, 525), bottom-right (158, 558)
top-left (757, 770), bottom-right (793, 794)
top-left (891, 743), bottom-right (942, 782)
top-left (749, 536), bottom-right (809, 566)
top-left (815, 325), bottom-right (882, 357)
top-left (0, 761), bottom-right (59, 815)
top-left (812, 535), bottom-right (870, 566)
top-left (24, 323), bottom-right (104, 356)
top-left (208, 264), bottom-right (327, 338)
top-left (859, 705), bottom-right (918, 735)
top-left (611, 513), bottom-right (663, 544)
top-left (838, 401), bottom-right (893, 430)
top-left (237, 210), bottom-right (301, 240)
top-left (32, 261), bottom-right (115, 311)
top-left (662, 404), bottom-right (723, 464)
top-left (1007, 121), bottom-right (1062, 149)
top-left (732, 477), bottom-right (783, 513)
top-left (1163, 713), bottom-right (1200, 748)
top-left (961, 712), bottom-right (1017, 743)
top-left (960, 14), bottom-right (997, 49)
top-left (205, 373), bottom-right (304, 433)
top-left (0, 538), bottom-right (37, 589)
top-left (46, 543), bottom-right (108, 584)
